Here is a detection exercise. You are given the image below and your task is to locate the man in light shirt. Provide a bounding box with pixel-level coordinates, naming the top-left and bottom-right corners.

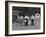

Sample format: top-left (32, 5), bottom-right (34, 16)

top-left (24, 16), bottom-right (29, 26)
top-left (31, 15), bottom-right (35, 25)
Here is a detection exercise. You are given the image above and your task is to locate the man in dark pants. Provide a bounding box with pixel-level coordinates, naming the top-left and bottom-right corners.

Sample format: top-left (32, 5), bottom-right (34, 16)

top-left (31, 15), bottom-right (34, 25)
top-left (25, 18), bottom-right (28, 26)
top-left (31, 19), bottom-right (34, 25)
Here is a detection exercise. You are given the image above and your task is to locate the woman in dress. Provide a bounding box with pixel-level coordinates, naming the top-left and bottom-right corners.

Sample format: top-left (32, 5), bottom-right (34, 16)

top-left (28, 18), bottom-right (31, 26)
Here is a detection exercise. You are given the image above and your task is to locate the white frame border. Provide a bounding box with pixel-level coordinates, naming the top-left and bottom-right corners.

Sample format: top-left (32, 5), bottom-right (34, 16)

top-left (8, 2), bottom-right (44, 34)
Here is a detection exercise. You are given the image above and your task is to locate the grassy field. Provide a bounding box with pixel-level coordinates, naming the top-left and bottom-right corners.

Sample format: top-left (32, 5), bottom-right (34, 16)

top-left (12, 21), bottom-right (40, 30)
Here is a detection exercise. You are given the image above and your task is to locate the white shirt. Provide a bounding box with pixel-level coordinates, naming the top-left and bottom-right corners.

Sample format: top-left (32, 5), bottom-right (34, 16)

top-left (25, 16), bottom-right (29, 20)
top-left (31, 15), bottom-right (34, 19)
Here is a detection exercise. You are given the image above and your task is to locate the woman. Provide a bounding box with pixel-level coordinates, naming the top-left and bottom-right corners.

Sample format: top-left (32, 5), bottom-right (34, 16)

top-left (28, 18), bottom-right (31, 25)
top-left (20, 16), bottom-right (23, 25)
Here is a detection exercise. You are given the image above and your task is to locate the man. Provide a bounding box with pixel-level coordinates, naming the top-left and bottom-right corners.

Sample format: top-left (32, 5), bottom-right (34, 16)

top-left (24, 16), bottom-right (29, 26)
top-left (31, 15), bottom-right (34, 25)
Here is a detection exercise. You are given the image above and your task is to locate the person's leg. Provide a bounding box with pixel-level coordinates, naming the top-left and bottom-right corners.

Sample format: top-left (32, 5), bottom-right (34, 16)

top-left (25, 19), bottom-right (28, 26)
top-left (31, 19), bottom-right (34, 25)
top-left (32, 19), bottom-right (34, 25)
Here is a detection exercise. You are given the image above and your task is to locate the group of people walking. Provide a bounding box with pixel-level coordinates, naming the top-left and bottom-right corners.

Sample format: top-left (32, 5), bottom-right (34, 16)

top-left (17, 15), bottom-right (35, 26)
